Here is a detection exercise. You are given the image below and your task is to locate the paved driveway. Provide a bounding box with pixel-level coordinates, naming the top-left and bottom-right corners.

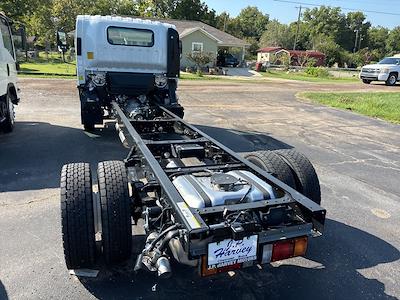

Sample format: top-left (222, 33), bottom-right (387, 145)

top-left (0, 78), bottom-right (399, 299)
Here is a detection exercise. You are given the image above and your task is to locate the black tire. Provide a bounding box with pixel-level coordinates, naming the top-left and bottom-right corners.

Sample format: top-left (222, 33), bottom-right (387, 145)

top-left (98, 160), bottom-right (132, 264)
top-left (385, 73), bottom-right (397, 86)
top-left (60, 163), bottom-right (96, 269)
top-left (362, 79), bottom-right (371, 84)
top-left (274, 149), bottom-right (321, 204)
top-left (84, 123), bottom-right (95, 132)
top-left (0, 93), bottom-right (15, 133)
top-left (243, 150), bottom-right (296, 188)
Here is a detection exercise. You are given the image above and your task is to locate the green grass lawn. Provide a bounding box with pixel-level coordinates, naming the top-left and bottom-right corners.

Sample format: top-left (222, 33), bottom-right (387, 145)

top-left (20, 61), bottom-right (76, 76)
top-left (299, 92), bottom-right (400, 124)
top-left (19, 51), bottom-right (76, 76)
top-left (260, 70), bottom-right (359, 83)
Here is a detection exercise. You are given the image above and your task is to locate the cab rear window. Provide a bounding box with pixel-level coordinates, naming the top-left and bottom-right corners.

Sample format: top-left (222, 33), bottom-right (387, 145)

top-left (107, 27), bottom-right (154, 47)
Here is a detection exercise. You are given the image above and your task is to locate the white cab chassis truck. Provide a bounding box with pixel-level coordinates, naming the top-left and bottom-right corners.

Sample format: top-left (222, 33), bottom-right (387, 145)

top-left (61, 15), bottom-right (326, 279)
top-left (0, 12), bottom-right (19, 133)
top-left (75, 15), bottom-right (182, 131)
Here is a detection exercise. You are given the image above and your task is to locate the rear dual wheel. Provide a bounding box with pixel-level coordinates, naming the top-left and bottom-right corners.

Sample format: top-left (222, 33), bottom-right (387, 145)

top-left (60, 163), bottom-right (96, 269)
top-left (244, 150), bottom-right (296, 189)
top-left (244, 149), bottom-right (321, 204)
top-left (60, 161), bottom-right (132, 269)
top-left (98, 161), bottom-right (132, 264)
top-left (274, 149), bottom-right (321, 204)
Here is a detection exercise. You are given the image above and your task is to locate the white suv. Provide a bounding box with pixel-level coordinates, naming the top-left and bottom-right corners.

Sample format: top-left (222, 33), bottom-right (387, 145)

top-left (359, 57), bottom-right (400, 86)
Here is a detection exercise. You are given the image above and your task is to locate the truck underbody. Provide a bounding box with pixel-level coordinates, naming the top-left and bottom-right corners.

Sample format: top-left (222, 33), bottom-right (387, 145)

top-left (61, 15), bottom-right (326, 278)
top-left (61, 97), bottom-right (326, 278)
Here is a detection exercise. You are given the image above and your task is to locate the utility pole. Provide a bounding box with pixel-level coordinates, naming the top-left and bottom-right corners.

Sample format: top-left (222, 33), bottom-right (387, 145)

top-left (293, 5), bottom-right (302, 50)
top-left (353, 29), bottom-right (359, 53)
top-left (358, 34), bottom-right (363, 51)
top-left (223, 14), bottom-right (228, 32)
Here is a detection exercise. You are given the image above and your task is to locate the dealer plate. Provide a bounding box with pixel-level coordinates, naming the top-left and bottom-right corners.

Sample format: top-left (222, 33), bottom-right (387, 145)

top-left (207, 235), bottom-right (258, 269)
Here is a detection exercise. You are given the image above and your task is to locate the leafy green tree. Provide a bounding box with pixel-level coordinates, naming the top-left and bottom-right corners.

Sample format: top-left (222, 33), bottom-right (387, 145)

top-left (0, 0), bottom-right (39, 21)
top-left (215, 12), bottom-right (230, 31)
top-left (386, 26), bottom-right (400, 55)
top-left (288, 22), bottom-right (312, 50)
top-left (313, 34), bottom-right (343, 67)
top-left (137, 0), bottom-right (217, 25)
top-left (303, 6), bottom-right (347, 45)
top-left (343, 12), bottom-right (371, 51)
top-left (260, 20), bottom-right (292, 48)
top-left (368, 26), bottom-right (389, 57)
top-left (236, 6), bottom-right (269, 40)
top-left (24, 1), bottom-right (54, 47)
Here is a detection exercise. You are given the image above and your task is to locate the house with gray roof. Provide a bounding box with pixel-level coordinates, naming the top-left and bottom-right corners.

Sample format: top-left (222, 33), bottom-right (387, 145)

top-left (162, 19), bottom-right (249, 68)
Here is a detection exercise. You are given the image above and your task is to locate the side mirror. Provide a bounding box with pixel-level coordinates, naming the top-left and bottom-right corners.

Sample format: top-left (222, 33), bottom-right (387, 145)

top-left (57, 30), bottom-right (68, 50)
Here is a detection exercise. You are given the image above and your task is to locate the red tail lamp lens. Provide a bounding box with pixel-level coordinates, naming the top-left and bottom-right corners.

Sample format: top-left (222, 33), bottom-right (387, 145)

top-left (271, 240), bottom-right (295, 262)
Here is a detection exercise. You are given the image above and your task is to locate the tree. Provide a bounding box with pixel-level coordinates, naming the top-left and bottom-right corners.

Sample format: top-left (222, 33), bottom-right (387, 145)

top-left (314, 34), bottom-right (343, 67)
top-left (343, 12), bottom-right (371, 51)
top-left (137, 0), bottom-right (217, 25)
top-left (51, 0), bottom-right (138, 33)
top-left (24, 1), bottom-right (54, 48)
top-left (303, 6), bottom-right (347, 46)
top-left (215, 12), bottom-right (230, 31)
top-left (0, 0), bottom-right (39, 21)
top-left (260, 20), bottom-right (292, 48)
top-left (386, 26), bottom-right (400, 55)
top-left (368, 27), bottom-right (389, 57)
top-left (236, 6), bottom-right (269, 40)
top-left (288, 22), bottom-right (312, 50)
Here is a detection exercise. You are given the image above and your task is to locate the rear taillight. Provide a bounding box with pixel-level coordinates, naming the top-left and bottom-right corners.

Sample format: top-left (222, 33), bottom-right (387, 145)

top-left (270, 236), bottom-right (308, 262)
top-left (293, 236), bottom-right (308, 256)
top-left (271, 240), bottom-right (295, 261)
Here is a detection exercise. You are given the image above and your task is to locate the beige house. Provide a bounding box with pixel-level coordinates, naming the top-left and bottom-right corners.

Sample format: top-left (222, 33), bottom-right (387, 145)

top-left (257, 47), bottom-right (283, 64)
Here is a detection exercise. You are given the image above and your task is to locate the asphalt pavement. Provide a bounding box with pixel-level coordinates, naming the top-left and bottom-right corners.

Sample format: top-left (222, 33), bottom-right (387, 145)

top-left (0, 78), bottom-right (399, 300)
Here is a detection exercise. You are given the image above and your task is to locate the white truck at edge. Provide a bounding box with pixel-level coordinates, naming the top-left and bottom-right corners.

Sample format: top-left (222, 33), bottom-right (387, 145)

top-left (359, 56), bottom-right (400, 86)
top-left (0, 12), bottom-right (19, 133)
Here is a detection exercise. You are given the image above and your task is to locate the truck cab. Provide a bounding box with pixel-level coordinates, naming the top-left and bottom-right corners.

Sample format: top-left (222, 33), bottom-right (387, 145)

top-left (75, 15), bottom-right (182, 131)
top-left (0, 12), bottom-right (19, 133)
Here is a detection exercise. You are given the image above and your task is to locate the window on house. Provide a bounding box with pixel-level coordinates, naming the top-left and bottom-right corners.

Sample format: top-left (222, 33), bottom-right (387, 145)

top-left (192, 42), bottom-right (203, 53)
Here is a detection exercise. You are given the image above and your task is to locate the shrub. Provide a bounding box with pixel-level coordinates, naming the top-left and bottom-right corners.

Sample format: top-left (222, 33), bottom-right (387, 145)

top-left (304, 66), bottom-right (330, 78)
top-left (186, 52), bottom-right (215, 73)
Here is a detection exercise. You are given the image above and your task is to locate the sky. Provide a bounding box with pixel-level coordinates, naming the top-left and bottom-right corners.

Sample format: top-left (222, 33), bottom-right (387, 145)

top-left (202, 0), bottom-right (400, 29)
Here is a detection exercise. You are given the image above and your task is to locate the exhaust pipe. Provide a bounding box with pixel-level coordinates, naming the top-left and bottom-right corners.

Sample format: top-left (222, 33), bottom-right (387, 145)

top-left (156, 256), bottom-right (171, 279)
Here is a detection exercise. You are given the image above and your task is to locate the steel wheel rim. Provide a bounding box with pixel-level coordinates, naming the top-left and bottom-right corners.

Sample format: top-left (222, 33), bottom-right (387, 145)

top-left (389, 75), bottom-right (396, 85)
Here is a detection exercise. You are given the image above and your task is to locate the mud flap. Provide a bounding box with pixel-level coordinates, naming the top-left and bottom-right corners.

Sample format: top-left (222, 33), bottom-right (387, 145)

top-left (80, 89), bottom-right (103, 125)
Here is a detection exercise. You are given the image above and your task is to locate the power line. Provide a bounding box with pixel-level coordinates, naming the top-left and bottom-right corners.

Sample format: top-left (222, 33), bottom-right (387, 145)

top-left (273, 0), bottom-right (400, 16)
